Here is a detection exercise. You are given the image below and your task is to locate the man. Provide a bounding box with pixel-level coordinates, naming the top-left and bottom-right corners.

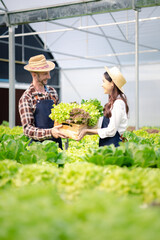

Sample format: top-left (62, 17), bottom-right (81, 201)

top-left (19, 54), bottom-right (67, 148)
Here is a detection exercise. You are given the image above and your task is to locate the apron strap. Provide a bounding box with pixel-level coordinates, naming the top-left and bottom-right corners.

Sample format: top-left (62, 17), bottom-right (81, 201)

top-left (33, 86), bottom-right (57, 104)
top-left (44, 85), bottom-right (57, 104)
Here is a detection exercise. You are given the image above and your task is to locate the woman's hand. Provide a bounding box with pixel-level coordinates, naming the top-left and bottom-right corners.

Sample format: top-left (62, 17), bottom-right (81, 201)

top-left (77, 128), bottom-right (98, 141)
top-left (77, 129), bottom-right (87, 141)
top-left (51, 125), bottom-right (67, 138)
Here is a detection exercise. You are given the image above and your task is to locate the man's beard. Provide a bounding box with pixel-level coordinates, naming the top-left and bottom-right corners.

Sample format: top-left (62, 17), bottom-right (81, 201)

top-left (37, 75), bottom-right (48, 86)
top-left (41, 79), bottom-right (48, 86)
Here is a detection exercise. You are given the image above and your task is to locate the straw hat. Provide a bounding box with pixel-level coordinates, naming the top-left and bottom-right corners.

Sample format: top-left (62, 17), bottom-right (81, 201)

top-left (24, 54), bottom-right (55, 72)
top-left (105, 66), bottom-right (126, 93)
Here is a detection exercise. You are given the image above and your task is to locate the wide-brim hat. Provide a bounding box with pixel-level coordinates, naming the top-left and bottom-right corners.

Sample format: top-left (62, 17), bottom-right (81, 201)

top-left (105, 66), bottom-right (126, 93)
top-left (24, 54), bottom-right (55, 72)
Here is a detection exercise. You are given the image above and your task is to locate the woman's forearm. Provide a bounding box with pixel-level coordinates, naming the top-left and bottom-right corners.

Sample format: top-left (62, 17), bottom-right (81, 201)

top-left (86, 129), bottom-right (98, 135)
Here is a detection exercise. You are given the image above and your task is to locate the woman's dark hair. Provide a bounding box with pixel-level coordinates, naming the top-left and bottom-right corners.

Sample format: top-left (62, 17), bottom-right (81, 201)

top-left (103, 71), bottom-right (129, 118)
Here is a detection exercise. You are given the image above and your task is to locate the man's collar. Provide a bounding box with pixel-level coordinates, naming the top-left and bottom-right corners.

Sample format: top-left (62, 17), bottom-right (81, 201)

top-left (30, 83), bottom-right (48, 96)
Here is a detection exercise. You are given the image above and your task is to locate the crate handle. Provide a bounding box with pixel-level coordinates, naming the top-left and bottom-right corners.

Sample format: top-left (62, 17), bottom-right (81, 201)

top-left (62, 122), bottom-right (73, 127)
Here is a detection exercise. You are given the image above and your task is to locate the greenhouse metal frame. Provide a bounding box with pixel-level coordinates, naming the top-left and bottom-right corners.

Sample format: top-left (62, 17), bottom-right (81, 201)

top-left (0, 0), bottom-right (160, 128)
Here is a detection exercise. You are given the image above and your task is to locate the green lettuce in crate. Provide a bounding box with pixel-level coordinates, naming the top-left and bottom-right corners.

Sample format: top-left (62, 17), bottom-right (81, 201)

top-left (49, 99), bottom-right (103, 127)
top-left (81, 98), bottom-right (103, 116)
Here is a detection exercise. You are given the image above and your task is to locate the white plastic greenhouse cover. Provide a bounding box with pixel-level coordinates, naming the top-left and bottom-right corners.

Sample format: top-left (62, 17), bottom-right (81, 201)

top-left (0, 0), bottom-right (160, 128)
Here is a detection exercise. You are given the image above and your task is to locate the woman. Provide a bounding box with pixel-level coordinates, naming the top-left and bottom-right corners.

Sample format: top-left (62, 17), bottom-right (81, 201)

top-left (77, 66), bottom-right (129, 147)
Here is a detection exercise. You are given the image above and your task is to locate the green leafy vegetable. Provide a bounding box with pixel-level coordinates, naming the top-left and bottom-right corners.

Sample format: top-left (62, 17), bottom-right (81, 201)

top-left (49, 98), bottom-right (103, 126)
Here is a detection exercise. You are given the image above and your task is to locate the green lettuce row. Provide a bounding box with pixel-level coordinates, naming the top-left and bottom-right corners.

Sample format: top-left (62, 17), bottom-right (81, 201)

top-left (1, 185), bottom-right (160, 240)
top-left (124, 130), bottom-right (160, 147)
top-left (0, 134), bottom-right (67, 165)
top-left (0, 131), bottom-right (159, 169)
top-left (81, 142), bottom-right (160, 168)
top-left (0, 125), bottom-right (23, 135)
top-left (1, 160), bottom-right (160, 203)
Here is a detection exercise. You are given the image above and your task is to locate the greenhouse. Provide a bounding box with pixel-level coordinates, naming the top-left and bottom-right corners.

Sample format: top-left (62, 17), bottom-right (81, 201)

top-left (0, 0), bottom-right (160, 239)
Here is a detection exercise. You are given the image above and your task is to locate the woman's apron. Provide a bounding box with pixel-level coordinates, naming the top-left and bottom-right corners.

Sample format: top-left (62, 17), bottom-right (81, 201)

top-left (30, 87), bottom-right (62, 149)
top-left (99, 116), bottom-right (122, 147)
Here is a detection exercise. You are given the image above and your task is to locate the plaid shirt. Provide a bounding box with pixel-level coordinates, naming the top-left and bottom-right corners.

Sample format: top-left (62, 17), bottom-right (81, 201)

top-left (19, 83), bottom-right (59, 141)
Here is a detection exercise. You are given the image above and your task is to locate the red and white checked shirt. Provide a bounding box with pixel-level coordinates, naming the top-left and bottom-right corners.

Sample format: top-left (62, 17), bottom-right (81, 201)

top-left (19, 83), bottom-right (59, 141)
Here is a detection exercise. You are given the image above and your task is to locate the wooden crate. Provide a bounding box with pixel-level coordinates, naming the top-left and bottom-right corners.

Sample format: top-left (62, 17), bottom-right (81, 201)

top-left (54, 121), bottom-right (88, 140)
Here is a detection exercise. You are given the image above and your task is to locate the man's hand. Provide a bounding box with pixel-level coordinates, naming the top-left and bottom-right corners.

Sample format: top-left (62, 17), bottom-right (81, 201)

top-left (51, 125), bottom-right (67, 138)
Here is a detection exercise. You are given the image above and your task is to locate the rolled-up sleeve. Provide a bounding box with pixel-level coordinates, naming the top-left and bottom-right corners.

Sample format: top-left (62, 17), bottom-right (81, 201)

top-left (97, 100), bottom-right (123, 139)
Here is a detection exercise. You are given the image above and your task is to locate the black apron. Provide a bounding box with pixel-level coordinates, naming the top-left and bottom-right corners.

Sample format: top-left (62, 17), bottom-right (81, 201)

top-left (30, 87), bottom-right (62, 149)
top-left (99, 116), bottom-right (122, 147)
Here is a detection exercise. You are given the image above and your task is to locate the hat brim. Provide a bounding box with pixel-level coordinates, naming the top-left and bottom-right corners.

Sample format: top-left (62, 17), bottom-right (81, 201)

top-left (104, 66), bottom-right (124, 93)
top-left (24, 61), bottom-right (55, 72)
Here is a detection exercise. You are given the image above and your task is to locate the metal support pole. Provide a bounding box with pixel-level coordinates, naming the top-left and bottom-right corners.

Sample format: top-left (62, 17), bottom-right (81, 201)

top-left (64, 139), bottom-right (69, 150)
top-left (59, 67), bottom-right (62, 101)
top-left (135, 10), bottom-right (139, 130)
top-left (22, 25), bottom-right (25, 62)
top-left (9, 26), bottom-right (15, 128)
